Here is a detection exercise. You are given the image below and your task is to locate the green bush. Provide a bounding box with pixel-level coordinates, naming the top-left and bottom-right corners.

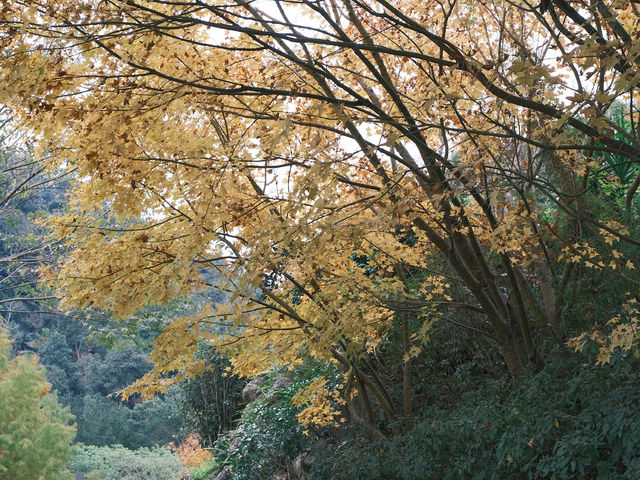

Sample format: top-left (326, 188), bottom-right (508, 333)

top-left (214, 377), bottom-right (310, 480)
top-left (189, 458), bottom-right (219, 480)
top-left (310, 358), bottom-right (640, 479)
top-left (213, 364), bottom-right (342, 480)
top-left (65, 445), bottom-right (181, 480)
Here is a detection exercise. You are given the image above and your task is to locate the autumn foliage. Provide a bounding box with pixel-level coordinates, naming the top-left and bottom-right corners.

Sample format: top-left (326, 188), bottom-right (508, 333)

top-left (169, 433), bottom-right (213, 468)
top-left (1, 0), bottom-right (639, 428)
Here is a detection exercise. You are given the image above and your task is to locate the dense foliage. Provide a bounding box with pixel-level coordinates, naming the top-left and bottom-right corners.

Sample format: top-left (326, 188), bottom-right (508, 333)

top-left (66, 445), bottom-right (181, 480)
top-left (309, 357), bottom-right (640, 479)
top-left (212, 368), bottom-right (340, 480)
top-left (178, 346), bottom-right (244, 447)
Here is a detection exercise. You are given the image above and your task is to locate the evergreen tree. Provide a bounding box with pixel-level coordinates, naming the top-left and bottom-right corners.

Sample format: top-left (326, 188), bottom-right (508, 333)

top-left (0, 327), bottom-right (76, 480)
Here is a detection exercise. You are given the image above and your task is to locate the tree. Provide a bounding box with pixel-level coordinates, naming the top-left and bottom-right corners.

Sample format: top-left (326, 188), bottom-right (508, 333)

top-left (178, 346), bottom-right (244, 446)
top-left (1, 0), bottom-right (638, 426)
top-left (0, 327), bottom-right (76, 480)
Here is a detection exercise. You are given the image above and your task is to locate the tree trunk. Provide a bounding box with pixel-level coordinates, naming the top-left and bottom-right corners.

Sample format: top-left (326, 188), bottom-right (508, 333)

top-left (402, 313), bottom-right (413, 427)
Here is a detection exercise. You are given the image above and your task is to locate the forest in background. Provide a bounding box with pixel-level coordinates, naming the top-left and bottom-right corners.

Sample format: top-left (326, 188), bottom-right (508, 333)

top-left (1, 0), bottom-right (640, 479)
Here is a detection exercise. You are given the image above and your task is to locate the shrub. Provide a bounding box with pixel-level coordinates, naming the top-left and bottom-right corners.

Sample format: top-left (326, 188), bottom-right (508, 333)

top-left (213, 364), bottom-right (342, 480)
top-left (66, 445), bottom-right (181, 480)
top-left (310, 357), bottom-right (640, 479)
top-left (214, 378), bottom-right (310, 480)
top-left (189, 458), bottom-right (219, 480)
top-left (169, 433), bottom-right (213, 468)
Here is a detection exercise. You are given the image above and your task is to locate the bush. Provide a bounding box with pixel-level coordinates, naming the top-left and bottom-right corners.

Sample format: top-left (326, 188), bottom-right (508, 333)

top-left (213, 365), bottom-right (341, 480)
top-left (66, 445), bottom-right (181, 480)
top-left (214, 378), bottom-right (310, 480)
top-left (310, 357), bottom-right (640, 479)
top-left (189, 458), bottom-right (219, 480)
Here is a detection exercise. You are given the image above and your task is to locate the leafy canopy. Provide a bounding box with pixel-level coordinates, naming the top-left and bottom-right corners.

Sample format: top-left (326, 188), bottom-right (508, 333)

top-left (1, 0), bottom-right (639, 424)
